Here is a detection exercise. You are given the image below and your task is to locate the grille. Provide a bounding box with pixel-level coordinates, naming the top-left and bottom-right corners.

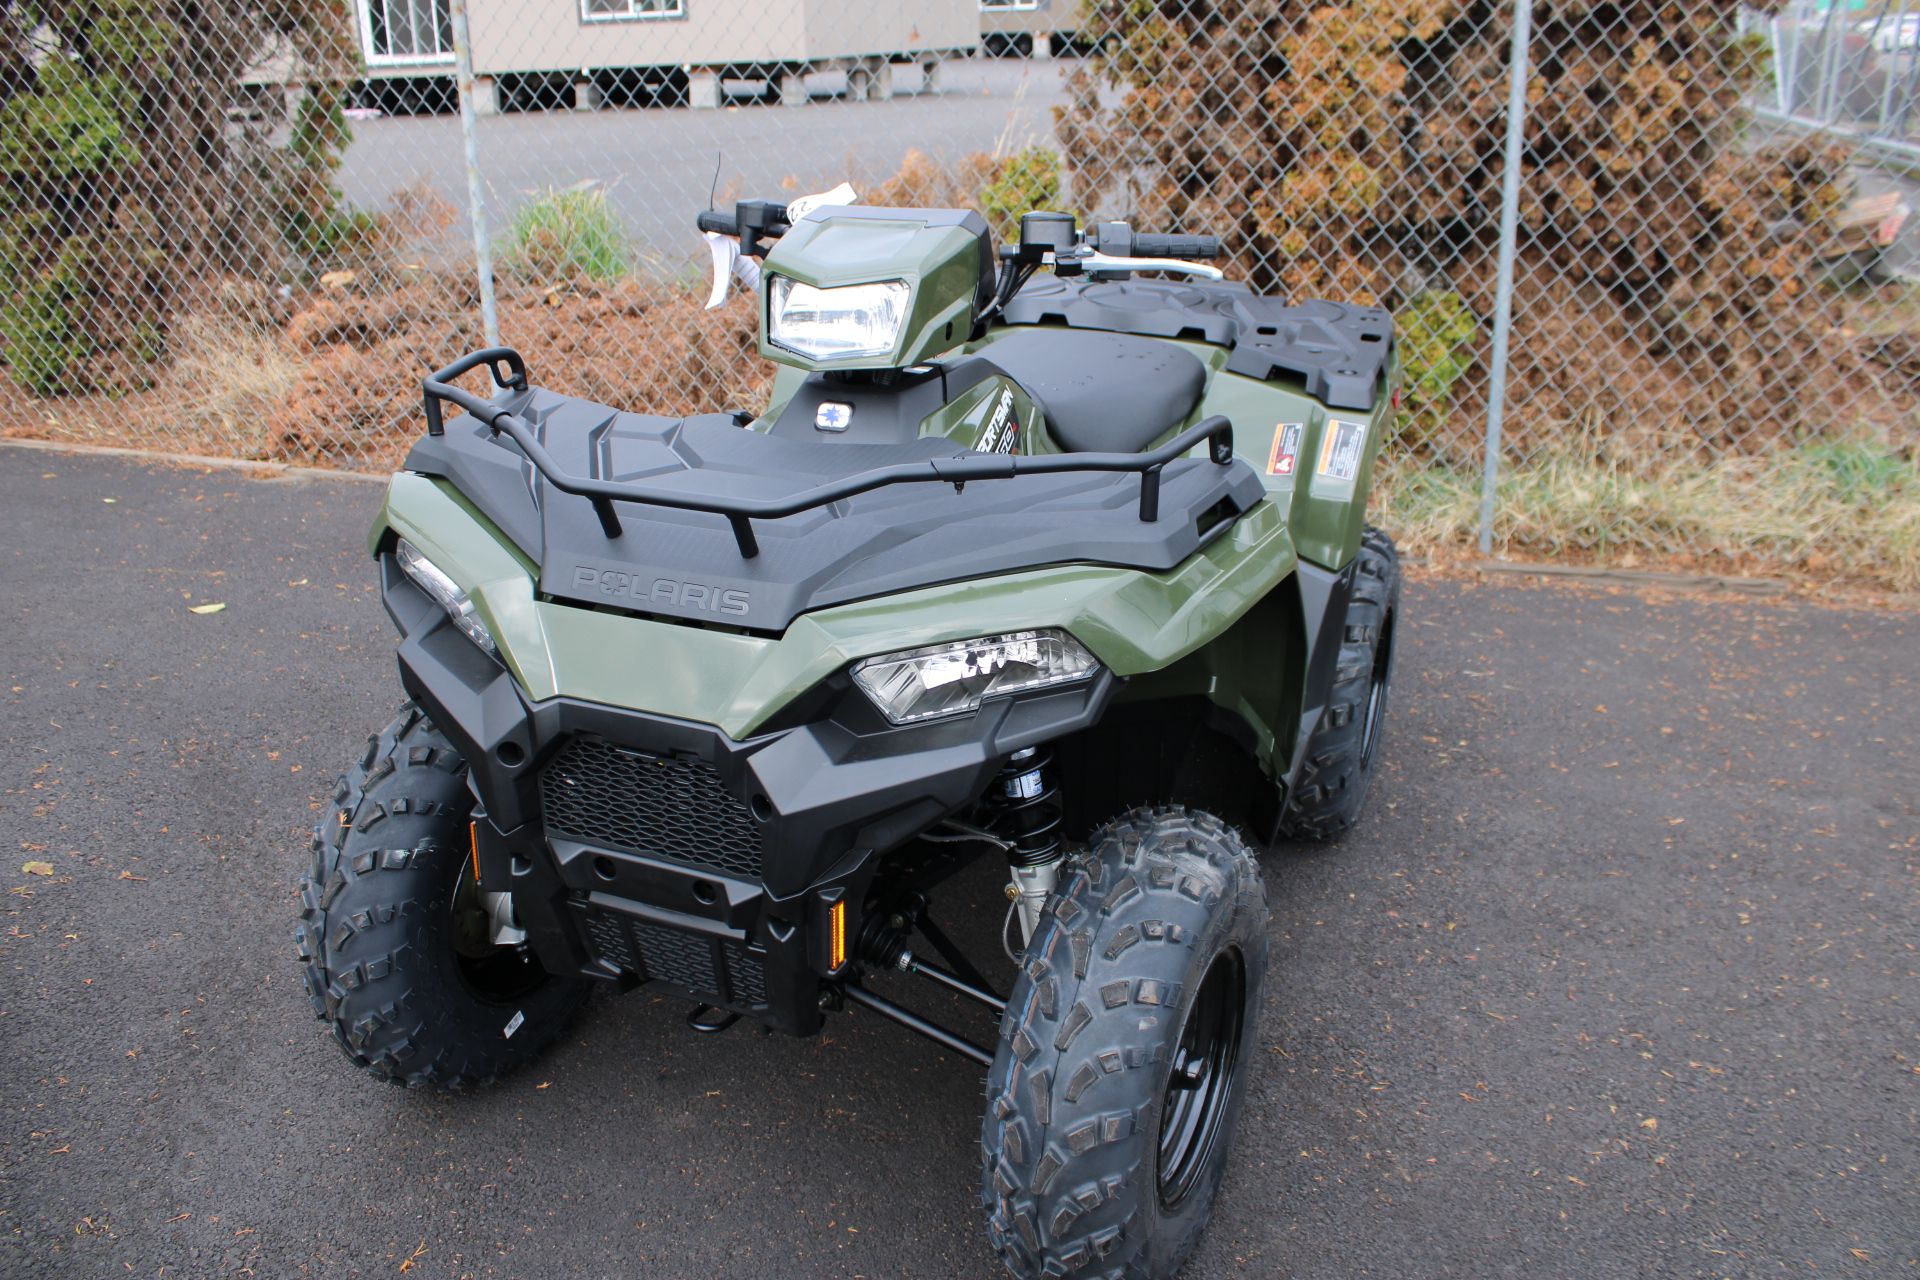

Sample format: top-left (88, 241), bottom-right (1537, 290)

top-left (573, 901), bottom-right (769, 1008)
top-left (540, 735), bottom-right (762, 879)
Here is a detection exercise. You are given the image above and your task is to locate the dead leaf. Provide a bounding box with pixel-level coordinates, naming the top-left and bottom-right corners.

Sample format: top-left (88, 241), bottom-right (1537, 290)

top-left (187, 603), bottom-right (226, 615)
top-left (319, 269), bottom-right (357, 290)
top-left (22, 861), bottom-right (53, 876)
top-left (398, 1239), bottom-right (428, 1272)
top-left (1640, 1117), bottom-right (1659, 1132)
top-left (1850, 1249), bottom-right (1871, 1262)
top-left (118, 871), bottom-right (147, 882)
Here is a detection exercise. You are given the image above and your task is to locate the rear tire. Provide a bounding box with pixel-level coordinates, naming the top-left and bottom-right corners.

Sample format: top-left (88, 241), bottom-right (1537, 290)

top-left (1282, 525), bottom-right (1400, 841)
top-left (982, 807), bottom-right (1268, 1280)
top-left (296, 703), bottom-right (588, 1089)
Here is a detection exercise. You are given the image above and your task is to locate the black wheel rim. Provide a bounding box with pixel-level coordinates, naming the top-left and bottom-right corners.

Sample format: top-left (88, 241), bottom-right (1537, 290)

top-left (449, 847), bottom-right (548, 1002)
top-left (1358, 611), bottom-right (1394, 770)
top-left (1157, 947), bottom-right (1247, 1210)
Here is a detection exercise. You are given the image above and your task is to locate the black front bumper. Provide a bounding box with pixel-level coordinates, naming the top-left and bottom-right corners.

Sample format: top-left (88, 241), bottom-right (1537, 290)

top-left (382, 555), bottom-right (1114, 1036)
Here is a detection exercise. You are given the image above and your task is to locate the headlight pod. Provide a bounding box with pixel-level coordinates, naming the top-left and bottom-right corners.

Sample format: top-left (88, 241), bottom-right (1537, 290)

top-left (852, 629), bottom-right (1099, 726)
top-left (767, 276), bottom-right (911, 362)
top-left (395, 538), bottom-right (497, 658)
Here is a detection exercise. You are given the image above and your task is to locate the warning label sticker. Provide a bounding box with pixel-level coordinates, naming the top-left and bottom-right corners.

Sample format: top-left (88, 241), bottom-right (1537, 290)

top-left (1316, 418), bottom-right (1368, 483)
top-left (1266, 422), bottom-right (1303, 476)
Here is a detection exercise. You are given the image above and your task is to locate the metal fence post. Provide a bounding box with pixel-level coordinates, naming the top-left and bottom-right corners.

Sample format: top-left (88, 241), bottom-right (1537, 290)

top-left (1478, 0), bottom-right (1533, 556)
top-left (450, 0), bottom-right (501, 347)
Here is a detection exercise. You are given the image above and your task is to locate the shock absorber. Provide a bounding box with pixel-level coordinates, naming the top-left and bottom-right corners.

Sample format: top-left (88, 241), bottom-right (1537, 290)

top-left (994, 745), bottom-right (1064, 946)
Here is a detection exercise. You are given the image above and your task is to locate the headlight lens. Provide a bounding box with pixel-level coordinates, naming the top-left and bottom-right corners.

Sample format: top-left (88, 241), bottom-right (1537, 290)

top-left (767, 276), bottom-right (911, 361)
top-left (851, 629), bottom-right (1099, 725)
top-left (395, 538), bottom-right (497, 658)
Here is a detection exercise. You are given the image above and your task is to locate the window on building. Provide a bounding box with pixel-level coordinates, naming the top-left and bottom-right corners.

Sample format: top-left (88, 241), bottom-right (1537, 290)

top-left (360, 0), bottom-right (454, 63)
top-left (582, 0), bottom-right (686, 22)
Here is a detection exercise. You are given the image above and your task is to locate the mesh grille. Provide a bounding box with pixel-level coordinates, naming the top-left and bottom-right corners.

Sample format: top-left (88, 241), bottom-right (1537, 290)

top-left (628, 919), bottom-right (719, 993)
top-left (540, 735), bottom-right (762, 879)
top-left (573, 902), bottom-right (769, 1008)
top-left (725, 943), bottom-right (768, 1007)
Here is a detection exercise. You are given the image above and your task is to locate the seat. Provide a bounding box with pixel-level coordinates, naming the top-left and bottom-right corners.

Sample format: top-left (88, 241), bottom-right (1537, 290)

top-left (981, 328), bottom-right (1208, 454)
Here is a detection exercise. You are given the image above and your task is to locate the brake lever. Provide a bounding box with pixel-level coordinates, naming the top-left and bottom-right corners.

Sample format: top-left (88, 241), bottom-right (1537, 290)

top-left (1062, 250), bottom-right (1225, 281)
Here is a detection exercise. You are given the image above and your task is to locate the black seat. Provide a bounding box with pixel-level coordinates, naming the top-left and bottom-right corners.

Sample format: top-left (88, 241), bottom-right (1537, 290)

top-left (982, 328), bottom-right (1207, 454)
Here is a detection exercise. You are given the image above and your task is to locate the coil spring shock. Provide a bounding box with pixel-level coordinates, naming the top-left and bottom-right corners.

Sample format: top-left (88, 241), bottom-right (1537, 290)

top-left (994, 746), bottom-right (1064, 949)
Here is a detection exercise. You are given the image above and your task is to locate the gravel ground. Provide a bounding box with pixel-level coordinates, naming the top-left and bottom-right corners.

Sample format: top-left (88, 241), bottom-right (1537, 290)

top-left (1, 450), bottom-right (1915, 1279)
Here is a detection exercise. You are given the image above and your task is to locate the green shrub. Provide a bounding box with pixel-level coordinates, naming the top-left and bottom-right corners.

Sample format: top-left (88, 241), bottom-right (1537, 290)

top-left (277, 87), bottom-right (371, 264)
top-left (0, 0), bottom-right (358, 396)
top-left (504, 187), bottom-right (631, 284)
top-left (0, 276), bottom-right (84, 395)
top-left (0, 61), bottom-right (138, 181)
top-left (977, 147), bottom-right (1063, 243)
top-left (1396, 290), bottom-right (1477, 447)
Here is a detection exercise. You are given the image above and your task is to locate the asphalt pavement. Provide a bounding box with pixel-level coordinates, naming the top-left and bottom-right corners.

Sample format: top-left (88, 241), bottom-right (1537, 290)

top-left (1, 449), bottom-right (1916, 1279)
top-left (339, 58), bottom-right (1077, 261)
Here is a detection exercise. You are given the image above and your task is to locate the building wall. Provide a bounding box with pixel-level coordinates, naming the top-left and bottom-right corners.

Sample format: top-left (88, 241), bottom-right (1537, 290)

top-left (466, 0), bottom-right (976, 76)
top-left (980, 0), bottom-right (1084, 38)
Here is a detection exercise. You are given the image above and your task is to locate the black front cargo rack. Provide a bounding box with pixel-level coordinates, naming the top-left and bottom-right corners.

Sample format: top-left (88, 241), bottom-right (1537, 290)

top-left (422, 347), bottom-right (1237, 560)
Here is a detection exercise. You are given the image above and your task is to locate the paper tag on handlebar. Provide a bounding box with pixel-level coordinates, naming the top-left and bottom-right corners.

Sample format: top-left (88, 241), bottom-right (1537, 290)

top-left (702, 181), bottom-right (852, 309)
top-left (786, 181), bottom-right (857, 222)
top-left (703, 232), bottom-right (762, 310)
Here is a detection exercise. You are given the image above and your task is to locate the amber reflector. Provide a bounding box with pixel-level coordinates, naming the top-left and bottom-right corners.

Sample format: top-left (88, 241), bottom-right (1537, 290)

top-left (829, 900), bottom-right (847, 971)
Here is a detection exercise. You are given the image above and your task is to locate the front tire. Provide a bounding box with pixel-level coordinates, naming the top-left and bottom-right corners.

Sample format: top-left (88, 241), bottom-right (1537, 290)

top-left (296, 703), bottom-right (588, 1089)
top-left (982, 807), bottom-right (1269, 1280)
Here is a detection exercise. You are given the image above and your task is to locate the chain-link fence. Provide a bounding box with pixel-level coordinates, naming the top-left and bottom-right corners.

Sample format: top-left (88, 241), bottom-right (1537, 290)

top-left (2, 1), bottom-right (1916, 584)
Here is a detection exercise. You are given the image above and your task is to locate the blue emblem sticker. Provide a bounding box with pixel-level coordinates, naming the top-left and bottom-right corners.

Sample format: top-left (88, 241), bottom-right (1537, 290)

top-left (814, 402), bottom-right (853, 432)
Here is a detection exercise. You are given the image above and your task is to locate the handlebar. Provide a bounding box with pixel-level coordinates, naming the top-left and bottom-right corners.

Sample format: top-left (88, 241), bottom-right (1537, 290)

top-left (697, 200), bottom-right (791, 257)
top-left (1130, 233), bottom-right (1221, 260)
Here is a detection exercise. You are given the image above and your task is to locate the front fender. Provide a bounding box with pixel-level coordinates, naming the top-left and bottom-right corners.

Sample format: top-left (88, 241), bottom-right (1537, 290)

top-left (374, 472), bottom-right (1298, 740)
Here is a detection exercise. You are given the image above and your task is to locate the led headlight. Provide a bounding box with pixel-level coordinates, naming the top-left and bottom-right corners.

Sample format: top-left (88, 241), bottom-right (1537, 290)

top-left (851, 629), bottom-right (1099, 725)
top-left (395, 538), bottom-right (497, 658)
top-left (767, 276), bottom-right (910, 362)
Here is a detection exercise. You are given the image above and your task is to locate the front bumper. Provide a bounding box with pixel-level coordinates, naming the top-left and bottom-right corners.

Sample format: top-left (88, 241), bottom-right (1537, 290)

top-left (382, 553), bottom-right (1114, 1035)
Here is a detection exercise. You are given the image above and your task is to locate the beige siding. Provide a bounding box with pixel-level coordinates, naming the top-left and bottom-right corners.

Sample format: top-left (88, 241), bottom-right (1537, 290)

top-left (467, 0), bottom-right (976, 75)
top-left (980, 0), bottom-right (1083, 37)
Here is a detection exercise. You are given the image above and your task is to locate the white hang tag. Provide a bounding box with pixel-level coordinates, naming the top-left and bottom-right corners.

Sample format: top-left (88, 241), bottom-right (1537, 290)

top-left (786, 180), bottom-right (858, 222)
top-left (704, 231), bottom-right (740, 310)
top-left (703, 232), bottom-right (766, 309)
top-left (703, 182), bottom-right (852, 310)
top-left (733, 253), bottom-right (761, 294)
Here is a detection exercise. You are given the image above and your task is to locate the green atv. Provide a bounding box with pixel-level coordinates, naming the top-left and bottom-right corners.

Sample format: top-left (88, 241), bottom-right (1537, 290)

top-left (297, 199), bottom-right (1401, 1279)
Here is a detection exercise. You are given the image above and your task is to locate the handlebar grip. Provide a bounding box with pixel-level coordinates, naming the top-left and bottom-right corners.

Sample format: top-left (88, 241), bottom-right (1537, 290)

top-left (1131, 233), bottom-right (1221, 260)
top-left (696, 209), bottom-right (739, 236)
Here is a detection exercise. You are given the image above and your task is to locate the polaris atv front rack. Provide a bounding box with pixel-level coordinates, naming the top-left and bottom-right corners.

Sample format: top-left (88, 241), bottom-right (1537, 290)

top-left (422, 347), bottom-right (1238, 559)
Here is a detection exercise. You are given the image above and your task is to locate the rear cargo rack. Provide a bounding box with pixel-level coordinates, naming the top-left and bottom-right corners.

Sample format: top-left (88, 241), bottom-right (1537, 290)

top-left (422, 347), bottom-right (1237, 559)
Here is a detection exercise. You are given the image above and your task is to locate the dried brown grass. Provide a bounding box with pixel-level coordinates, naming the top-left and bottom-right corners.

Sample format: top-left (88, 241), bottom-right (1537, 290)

top-left (265, 272), bottom-right (768, 470)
